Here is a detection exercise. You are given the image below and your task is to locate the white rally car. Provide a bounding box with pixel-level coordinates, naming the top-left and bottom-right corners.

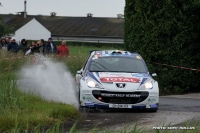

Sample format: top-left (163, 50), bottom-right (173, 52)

top-left (75, 50), bottom-right (159, 112)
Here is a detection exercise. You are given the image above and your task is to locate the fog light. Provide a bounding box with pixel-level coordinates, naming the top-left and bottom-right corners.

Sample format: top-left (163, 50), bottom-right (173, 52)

top-left (98, 97), bottom-right (102, 101)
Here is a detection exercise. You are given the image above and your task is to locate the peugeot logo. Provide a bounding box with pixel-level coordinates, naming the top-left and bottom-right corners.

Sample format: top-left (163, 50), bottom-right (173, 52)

top-left (116, 83), bottom-right (126, 88)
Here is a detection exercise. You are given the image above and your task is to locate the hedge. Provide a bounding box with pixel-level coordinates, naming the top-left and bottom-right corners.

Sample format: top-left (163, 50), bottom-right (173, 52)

top-left (124, 0), bottom-right (200, 94)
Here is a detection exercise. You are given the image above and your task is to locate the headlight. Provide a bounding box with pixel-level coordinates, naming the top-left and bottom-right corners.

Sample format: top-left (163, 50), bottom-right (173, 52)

top-left (86, 77), bottom-right (103, 89)
top-left (138, 79), bottom-right (153, 90)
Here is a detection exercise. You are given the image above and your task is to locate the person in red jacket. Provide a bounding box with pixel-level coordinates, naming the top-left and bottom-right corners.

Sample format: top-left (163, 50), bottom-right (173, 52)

top-left (57, 41), bottom-right (69, 57)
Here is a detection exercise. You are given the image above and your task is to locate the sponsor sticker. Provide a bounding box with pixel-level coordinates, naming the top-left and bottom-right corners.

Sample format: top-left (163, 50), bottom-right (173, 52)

top-left (82, 90), bottom-right (91, 93)
top-left (131, 73), bottom-right (147, 77)
top-left (82, 96), bottom-right (92, 101)
top-left (146, 104), bottom-right (150, 108)
top-left (96, 53), bottom-right (100, 57)
top-left (148, 97), bottom-right (157, 103)
top-left (81, 101), bottom-right (85, 106)
top-left (100, 77), bottom-right (140, 83)
top-left (150, 92), bottom-right (158, 95)
top-left (136, 56), bottom-right (142, 59)
top-left (92, 55), bottom-right (99, 59)
top-left (150, 104), bottom-right (158, 108)
top-left (101, 93), bottom-right (141, 98)
top-left (84, 102), bottom-right (94, 106)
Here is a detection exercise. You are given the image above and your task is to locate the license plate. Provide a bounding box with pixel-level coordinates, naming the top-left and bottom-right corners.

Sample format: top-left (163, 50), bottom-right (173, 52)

top-left (109, 104), bottom-right (132, 108)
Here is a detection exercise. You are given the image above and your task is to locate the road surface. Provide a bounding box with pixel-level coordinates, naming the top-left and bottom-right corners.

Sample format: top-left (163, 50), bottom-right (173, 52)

top-left (64, 95), bottom-right (200, 132)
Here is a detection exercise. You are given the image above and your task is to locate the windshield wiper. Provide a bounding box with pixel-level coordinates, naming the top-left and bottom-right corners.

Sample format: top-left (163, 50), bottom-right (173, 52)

top-left (90, 61), bottom-right (110, 71)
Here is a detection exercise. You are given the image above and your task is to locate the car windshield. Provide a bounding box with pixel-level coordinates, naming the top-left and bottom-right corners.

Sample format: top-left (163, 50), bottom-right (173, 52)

top-left (89, 56), bottom-right (148, 73)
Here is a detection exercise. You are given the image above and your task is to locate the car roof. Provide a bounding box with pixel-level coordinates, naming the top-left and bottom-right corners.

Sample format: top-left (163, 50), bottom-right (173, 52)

top-left (90, 50), bottom-right (143, 59)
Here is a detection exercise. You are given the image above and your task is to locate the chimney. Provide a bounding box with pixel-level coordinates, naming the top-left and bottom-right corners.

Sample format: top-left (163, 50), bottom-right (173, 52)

top-left (24, 0), bottom-right (27, 18)
top-left (51, 12), bottom-right (56, 17)
top-left (87, 13), bottom-right (93, 17)
top-left (117, 14), bottom-right (124, 19)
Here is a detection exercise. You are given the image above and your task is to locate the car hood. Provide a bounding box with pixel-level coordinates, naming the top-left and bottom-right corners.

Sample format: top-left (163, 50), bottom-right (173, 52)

top-left (86, 72), bottom-right (151, 91)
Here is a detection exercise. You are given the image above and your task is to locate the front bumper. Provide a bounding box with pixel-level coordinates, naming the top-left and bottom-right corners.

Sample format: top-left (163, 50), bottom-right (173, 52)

top-left (80, 102), bottom-right (158, 109)
top-left (80, 90), bottom-right (159, 109)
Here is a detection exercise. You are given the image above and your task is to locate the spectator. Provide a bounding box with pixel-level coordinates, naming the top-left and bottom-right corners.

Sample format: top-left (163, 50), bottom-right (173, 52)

top-left (5, 37), bottom-right (10, 45)
top-left (57, 40), bottom-right (69, 57)
top-left (45, 38), bottom-right (57, 54)
top-left (30, 41), bottom-right (40, 54)
top-left (7, 37), bottom-right (20, 53)
top-left (9, 38), bottom-right (12, 43)
top-left (19, 39), bottom-right (29, 54)
top-left (39, 39), bottom-right (46, 54)
top-left (0, 38), bottom-right (7, 50)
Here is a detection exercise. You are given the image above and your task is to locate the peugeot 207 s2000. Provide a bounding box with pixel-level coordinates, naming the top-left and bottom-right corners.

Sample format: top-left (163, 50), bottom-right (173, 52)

top-left (75, 50), bottom-right (159, 112)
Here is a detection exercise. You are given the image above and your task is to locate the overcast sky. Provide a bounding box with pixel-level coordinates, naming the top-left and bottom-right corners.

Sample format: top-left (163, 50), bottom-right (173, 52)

top-left (0, 0), bottom-right (125, 17)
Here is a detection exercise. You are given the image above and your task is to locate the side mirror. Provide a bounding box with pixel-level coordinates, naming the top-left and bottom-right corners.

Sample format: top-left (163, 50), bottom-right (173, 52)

top-left (152, 73), bottom-right (157, 77)
top-left (77, 71), bottom-right (82, 74)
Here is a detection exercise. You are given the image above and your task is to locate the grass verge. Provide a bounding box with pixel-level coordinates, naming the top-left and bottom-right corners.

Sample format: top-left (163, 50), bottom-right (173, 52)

top-left (0, 50), bottom-right (79, 132)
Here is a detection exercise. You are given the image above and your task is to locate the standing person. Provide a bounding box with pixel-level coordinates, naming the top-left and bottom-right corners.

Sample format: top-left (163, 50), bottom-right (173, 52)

top-left (0, 38), bottom-right (7, 50)
top-left (57, 41), bottom-right (69, 57)
top-left (19, 39), bottom-right (29, 54)
top-left (39, 39), bottom-right (46, 54)
top-left (7, 37), bottom-right (20, 53)
top-left (45, 38), bottom-right (57, 54)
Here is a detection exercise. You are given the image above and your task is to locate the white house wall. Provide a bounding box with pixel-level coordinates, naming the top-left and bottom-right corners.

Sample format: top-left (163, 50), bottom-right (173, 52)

top-left (15, 18), bottom-right (51, 42)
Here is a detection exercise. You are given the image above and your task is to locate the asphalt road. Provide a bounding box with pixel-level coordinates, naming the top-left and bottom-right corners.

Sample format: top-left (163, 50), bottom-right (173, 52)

top-left (63, 96), bottom-right (200, 132)
top-left (159, 97), bottom-right (200, 112)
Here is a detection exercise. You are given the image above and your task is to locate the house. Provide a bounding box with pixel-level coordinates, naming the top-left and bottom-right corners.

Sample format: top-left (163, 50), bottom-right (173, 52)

top-left (1, 13), bottom-right (124, 43)
top-left (14, 18), bottom-right (50, 42)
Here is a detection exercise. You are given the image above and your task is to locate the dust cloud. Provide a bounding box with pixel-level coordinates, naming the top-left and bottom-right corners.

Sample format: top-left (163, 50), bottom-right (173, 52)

top-left (18, 54), bottom-right (79, 109)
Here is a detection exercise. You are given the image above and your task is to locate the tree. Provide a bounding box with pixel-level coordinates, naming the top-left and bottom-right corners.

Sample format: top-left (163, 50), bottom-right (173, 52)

top-left (0, 3), bottom-right (13, 38)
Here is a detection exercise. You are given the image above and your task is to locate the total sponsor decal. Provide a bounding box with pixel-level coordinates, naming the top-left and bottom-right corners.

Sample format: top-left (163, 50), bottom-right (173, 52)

top-left (100, 77), bottom-right (140, 83)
